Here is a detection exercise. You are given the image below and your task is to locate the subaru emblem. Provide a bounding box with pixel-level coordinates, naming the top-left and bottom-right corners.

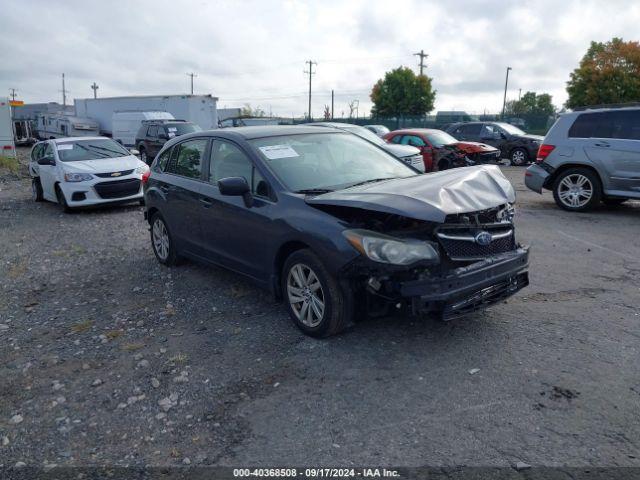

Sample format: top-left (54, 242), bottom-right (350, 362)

top-left (474, 231), bottom-right (492, 246)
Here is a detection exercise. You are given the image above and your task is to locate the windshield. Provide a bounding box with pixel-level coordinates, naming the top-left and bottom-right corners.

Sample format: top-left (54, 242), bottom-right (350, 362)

top-left (424, 131), bottom-right (458, 147)
top-left (250, 133), bottom-right (417, 192)
top-left (165, 123), bottom-right (202, 136)
top-left (496, 122), bottom-right (525, 135)
top-left (56, 139), bottom-right (131, 162)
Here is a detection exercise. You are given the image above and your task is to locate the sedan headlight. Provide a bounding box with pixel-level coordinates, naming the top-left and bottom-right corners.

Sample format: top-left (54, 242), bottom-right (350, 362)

top-left (135, 165), bottom-right (149, 175)
top-left (64, 172), bottom-right (93, 182)
top-left (343, 229), bottom-right (439, 265)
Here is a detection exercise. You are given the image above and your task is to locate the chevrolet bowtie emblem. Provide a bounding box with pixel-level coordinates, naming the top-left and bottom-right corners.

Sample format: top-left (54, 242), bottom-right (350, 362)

top-left (111, 172), bottom-right (122, 177)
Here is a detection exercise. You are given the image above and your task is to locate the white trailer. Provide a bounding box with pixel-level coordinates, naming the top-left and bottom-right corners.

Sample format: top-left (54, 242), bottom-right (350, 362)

top-left (36, 113), bottom-right (100, 139)
top-left (74, 94), bottom-right (218, 135)
top-left (112, 111), bottom-right (175, 146)
top-left (0, 99), bottom-right (16, 158)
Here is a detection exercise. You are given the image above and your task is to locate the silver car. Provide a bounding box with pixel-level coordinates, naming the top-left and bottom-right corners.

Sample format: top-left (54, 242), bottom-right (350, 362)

top-left (525, 106), bottom-right (640, 211)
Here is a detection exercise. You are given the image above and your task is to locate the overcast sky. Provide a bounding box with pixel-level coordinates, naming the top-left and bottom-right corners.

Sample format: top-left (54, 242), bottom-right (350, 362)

top-left (2, 0), bottom-right (639, 118)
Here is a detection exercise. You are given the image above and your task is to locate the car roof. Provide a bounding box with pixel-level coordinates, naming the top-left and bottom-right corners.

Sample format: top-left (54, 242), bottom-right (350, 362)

top-left (51, 136), bottom-right (108, 143)
top-left (389, 128), bottom-right (445, 135)
top-left (210, 125), bottom-right (346, 139)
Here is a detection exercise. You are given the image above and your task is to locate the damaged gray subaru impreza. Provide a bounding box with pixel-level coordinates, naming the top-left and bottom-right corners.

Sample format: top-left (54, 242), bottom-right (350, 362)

top-left (143, 126), bottom-right (529, 337)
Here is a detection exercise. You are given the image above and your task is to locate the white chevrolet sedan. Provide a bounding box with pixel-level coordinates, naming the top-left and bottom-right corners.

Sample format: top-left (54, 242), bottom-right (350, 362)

top-left (29, 137), bottom-right (150, 211)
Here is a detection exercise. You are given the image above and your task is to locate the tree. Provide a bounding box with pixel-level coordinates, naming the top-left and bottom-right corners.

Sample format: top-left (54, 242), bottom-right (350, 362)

top-left (566, 38), bottom-right (640, 109)
top-left (505, 91), bottom-right (556, 116)
top-left (240, 103), bottom-right (266, 117)
top-left (323, 105), bottom-right (331, 120)
top-left (370, 67), bottom-right (435, 117)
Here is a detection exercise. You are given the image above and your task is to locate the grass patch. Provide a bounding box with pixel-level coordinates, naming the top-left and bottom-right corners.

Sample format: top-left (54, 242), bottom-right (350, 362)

top-left (71, 320), bottom-right (94, 333)
top-left (121, 343), bottom-right (145, 351)
top-left (105, 330), bottom-right (124, 340)
top-left (0, 155), bottom-right (19, 173)
top-left (7, 260), bottom-right (28, 279)
top-left (168, 353), bottom-right (188, 364)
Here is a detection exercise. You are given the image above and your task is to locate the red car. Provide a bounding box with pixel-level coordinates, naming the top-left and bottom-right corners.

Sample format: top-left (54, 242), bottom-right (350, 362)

top-left (383, 128), bottom-right (501, 171)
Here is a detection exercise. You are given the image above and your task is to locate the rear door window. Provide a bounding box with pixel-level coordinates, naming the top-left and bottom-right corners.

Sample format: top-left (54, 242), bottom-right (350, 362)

top-left (400, 135), bottom-right (426, 147)
top-left (460, 124), bottom-right (482, 135)
top-left (569, 110), bottom-right (640, 140)
top-left (172, 138), bottom-right (208, 179)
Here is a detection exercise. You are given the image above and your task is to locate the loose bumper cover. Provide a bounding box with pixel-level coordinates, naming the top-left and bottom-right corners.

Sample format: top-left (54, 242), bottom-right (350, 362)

top-left (398, 247), bottom-right (529, 319)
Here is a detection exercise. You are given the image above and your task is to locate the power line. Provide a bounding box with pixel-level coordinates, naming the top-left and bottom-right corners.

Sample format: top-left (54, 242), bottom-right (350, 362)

top-left (186, 72), bottom-right (197, 95)
top-left (304, 60), bottom-right (317, 120)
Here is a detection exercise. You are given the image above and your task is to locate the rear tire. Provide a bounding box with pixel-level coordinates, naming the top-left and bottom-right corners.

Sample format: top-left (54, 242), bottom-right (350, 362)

top-left (150, 212), bottom-right (179, 266)
top-left (32, 178), bottom-right (44, 202)
top-left (552, 168), bottom-right (601, 212)
top-left (282, 249), bottom-right (353, 338)
top-left (509, 147), bottom-right (529, 166)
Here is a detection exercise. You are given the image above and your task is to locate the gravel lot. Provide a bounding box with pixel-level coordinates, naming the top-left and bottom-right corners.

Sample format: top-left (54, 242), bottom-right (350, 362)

top-left (1, 147), bottom-right (639, 469)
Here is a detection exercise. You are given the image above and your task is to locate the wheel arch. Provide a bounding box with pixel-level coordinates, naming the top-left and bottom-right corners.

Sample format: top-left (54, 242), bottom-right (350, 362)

top-left (545, 163), bottom-right (603, 191)
top-left (146, 206), bottom-right (160, 225)
top-left (272, 240), bottom-right (312, 300)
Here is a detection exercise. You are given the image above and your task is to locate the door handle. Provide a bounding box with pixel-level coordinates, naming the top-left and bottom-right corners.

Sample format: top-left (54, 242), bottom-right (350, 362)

top-left (594, 141), bottom-right (610, 147)
top-left (199, 197), bottom-right (213, 208)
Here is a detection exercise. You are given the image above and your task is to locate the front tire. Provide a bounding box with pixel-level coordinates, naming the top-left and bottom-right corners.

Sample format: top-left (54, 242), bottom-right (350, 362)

top-left (282, 249), bottom-right (353, 338)
top-left (32, 178), bottom-right (44, 202)
top-left (150, 212), bottom-right (179, 265)
top-left (509, 147), bottom-right (529, 166)
top-left (55, 185), bottom-right (72, 213)
top-left (552, 168), bottom-right (601, 212)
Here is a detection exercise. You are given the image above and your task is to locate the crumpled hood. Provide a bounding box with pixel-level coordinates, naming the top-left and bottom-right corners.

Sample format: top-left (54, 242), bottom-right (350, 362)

top-left (306, 165), bottom-right (515, 223)
top-left (61, 155), bottom-right (143, 174)
top-left (382, 143), bottom-right (421, 158)
top-left (452, 141), bottom-right (499, 154)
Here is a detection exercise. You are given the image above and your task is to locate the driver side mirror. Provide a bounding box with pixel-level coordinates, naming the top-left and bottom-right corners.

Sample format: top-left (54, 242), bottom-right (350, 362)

top-left (218, 176), bottom-right (253, 208)
top-left (37, 155), bottom-right (55, 166)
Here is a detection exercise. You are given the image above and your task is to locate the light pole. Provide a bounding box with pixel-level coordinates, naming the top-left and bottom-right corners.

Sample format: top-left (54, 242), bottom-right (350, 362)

top-left (502, 66), bottom-right (512, 119)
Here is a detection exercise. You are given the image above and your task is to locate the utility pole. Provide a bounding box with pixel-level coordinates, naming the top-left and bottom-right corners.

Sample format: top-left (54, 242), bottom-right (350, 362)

top-left (331, 90), bottom-right (334, 119)
top-left (61, 73), bottom-right (68, 107)
top-left (414, 49), bottom-right (428, 76)
top-left (304, 60), bottom-right (317, 121)
top-left (501, 66), bottom-right (512, 119)
top-left (186, 72), bottom-right (197, 95)
top-left (9, 88), bottom-right (17, 101)
top-left (91, 82), bottom-right (99, 99)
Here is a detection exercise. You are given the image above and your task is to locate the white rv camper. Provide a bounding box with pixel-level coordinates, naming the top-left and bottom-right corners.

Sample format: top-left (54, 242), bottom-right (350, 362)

top-left (36, 113), bottom-right (100, 139)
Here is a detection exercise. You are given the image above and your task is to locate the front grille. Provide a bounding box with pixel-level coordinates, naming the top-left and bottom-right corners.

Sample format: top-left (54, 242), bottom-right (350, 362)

top-left (94, 178), bottom-right (141, 199)
top-left (95, 169), bottom-right (134, 178)
top-left (403, 154), bottom-right (424, 169)
top-left (437, 224), bottom-right (515, 260)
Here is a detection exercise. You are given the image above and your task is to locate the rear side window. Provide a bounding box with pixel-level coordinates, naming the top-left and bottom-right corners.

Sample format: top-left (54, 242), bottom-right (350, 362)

top-left (569, 110), bottom-right (640, 140)
top-left (460, 124), bottom-right (482, 135)
top-left (167, 138), bottom-right (208, 179)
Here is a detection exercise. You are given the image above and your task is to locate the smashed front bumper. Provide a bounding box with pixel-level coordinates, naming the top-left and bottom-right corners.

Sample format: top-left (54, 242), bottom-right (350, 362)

top-left (398, 247), bottom-right (529, 319)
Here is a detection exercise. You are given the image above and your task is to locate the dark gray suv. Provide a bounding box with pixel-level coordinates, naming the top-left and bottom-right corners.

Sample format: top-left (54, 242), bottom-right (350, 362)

top-left (525, 106), bottom-right (640, 211)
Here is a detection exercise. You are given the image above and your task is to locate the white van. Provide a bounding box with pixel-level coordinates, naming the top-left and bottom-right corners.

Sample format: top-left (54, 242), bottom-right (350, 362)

top-left (0, 99), bottom-right (16, 157)
top-left (112, 111), bottom-right (174, 146)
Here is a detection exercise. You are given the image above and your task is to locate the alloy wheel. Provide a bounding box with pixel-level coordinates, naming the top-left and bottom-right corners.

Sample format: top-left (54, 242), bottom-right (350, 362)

top-left (557, 174), bottom-right (593, 208)
top-left (152, 218), bottom-right (170, 261)
top-left (511, 149), bottom-right (526, 165)
top-left (287, 263), bottom-right (325, 327)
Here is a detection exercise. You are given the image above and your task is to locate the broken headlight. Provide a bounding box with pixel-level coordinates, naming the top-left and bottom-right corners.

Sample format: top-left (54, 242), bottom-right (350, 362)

top-left (343, 229), bottom-right (439, 266)
top-left (497, 202), bottom-right (515, 223)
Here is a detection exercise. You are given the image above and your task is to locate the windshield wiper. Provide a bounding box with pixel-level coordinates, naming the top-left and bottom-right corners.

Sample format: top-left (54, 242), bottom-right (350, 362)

top-left (344, 177), bottom-right (395, 189)
top-left (295, 188), bottom-right (333, 195)
top-left (73, 143), bottom-right (110, 158)
top-left (84, 144), bottom-right (128, 156)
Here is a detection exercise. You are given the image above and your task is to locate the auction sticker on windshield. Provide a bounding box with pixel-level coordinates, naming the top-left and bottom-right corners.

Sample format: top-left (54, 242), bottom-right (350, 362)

top-left (259, 144), bottom-right (299, 160)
